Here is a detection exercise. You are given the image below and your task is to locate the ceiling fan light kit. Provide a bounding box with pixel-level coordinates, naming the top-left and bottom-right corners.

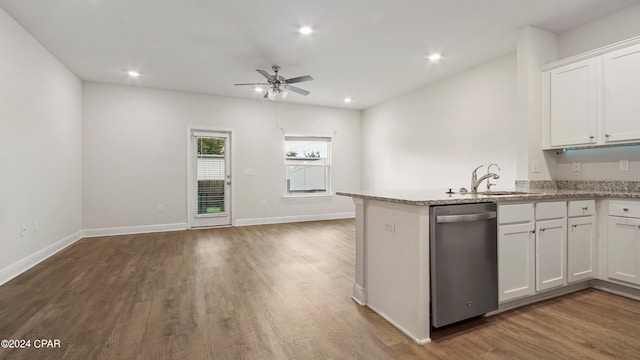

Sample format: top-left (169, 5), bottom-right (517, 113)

top-left (234, 65), bottom-right (313, 101)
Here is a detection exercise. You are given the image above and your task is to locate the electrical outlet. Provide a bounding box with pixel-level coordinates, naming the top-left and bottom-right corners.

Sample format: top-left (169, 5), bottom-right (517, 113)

top-left (157, 204), bottom-right (164, 211)
top-left (572, 161), bottom-right (582, 173)
top-left (532, 161), bottom-right (540, 173)
top-left (20, 225), bottom-right (27, 237)
top-left (620, 160), bottom-right (630, 172)
top-left (244, 168), bottom-right (256, 176)
top-left (261, 200), bottom-right (267, 207)
top-left (384, 223), bottom-right (396, 233)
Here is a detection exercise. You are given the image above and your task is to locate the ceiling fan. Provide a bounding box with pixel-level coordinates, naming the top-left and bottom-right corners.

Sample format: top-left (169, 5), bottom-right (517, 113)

top-left (234, 65), bottom-right (313, 100)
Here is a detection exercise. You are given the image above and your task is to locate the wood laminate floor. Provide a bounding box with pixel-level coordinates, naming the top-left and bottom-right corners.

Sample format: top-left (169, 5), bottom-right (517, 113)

top-left (1, 219), bottom-right (639, 359)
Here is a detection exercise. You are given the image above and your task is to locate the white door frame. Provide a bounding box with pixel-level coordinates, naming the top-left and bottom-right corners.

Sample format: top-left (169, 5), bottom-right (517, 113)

top-left (187, 127), bottom-right (236, 228)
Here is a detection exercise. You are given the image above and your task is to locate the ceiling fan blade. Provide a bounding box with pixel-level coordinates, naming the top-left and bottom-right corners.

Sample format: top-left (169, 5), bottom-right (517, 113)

top-left (234, 83), bottom-right (269, 86)
top-left (285, 75), bottom-right (313, 84)
top-left (256, 69), bottom-right (275, 81)
top-left (285, 85), bottom-right (310, 96)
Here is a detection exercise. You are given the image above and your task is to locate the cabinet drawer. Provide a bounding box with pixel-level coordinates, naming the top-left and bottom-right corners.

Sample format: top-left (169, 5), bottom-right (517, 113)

top-left (609, 200), bottom-right (640, 218)
top-left (568, 200), bottom-right (595, 217)
top-left (535, 201), bottom-right (567, 220)
top-left (498, 203), bottom-right (534, 224)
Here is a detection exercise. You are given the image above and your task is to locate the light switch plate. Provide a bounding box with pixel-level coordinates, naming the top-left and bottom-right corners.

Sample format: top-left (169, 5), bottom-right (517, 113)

top-left (572, 161), bottom-right (581, 173)
top-left (243, 168), bottom-right (256, 176)
top-left (384, 223), bottom-right (395, 233)
top-left (532, 161), bottom-right (540, 173)
top-left (620, 160), bottom-right (629, 171)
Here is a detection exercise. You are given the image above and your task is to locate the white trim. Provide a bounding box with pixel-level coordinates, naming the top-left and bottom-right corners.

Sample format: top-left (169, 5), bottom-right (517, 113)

top-left (282, 194), bottom-right (334, 199)
top-left (352, 284), bottom-right (368, 305)
top-left (542, 35), bottom-right (640, 71)
top-left (82, 223), bottom-right (188, 238)
top-left (0, 230), bottom-right (83, 286)
top-left (234, 212), bottom-right (355, 226)
top-left (186, 126), bottom-right (236, 229)
top-left (367, 304), bottom-right (431, 345)
top-left (590, 279), bottom-right (640, 301)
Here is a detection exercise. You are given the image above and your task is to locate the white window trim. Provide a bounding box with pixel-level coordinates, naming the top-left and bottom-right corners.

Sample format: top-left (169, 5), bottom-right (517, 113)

top-left (283, 134), bottom-right (333, 198)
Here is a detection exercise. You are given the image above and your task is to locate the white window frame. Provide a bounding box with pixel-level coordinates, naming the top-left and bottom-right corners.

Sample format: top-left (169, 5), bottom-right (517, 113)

top-left (283, 135), bottom-right (332, 198)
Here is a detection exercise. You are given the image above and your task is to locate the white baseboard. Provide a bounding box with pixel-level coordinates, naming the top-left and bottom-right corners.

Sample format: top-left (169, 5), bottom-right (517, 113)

top-left (352, 284), bottom-right (368, 305)
top-left (234, 212), bottom-right (355, 226)
top-left (82, 223), bottom-right (188, 238)
top-left (0, 230), bottom-right (83, 286)
top-left (590, 279), bottom-right (640, 301)
top-left (366, 304), bottom-right (431, 345)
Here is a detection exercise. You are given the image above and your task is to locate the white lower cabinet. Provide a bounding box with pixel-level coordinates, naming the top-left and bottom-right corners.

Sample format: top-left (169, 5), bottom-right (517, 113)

top-left (498, 222), bottom-right (535, 302)
top-left (567, 217), bottom-right (595, 282)
top-left (567, 200), bottom-right (596, 283)
top-left (498, 201), bottom-right (597, 302)
top-left (608, 214), bottom-right (640, 285)
top-left (535, 218), bottom-right (567, 291)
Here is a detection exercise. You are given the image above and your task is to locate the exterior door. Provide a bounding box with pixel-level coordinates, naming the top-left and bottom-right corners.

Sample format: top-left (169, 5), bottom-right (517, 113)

top-left (189, 130), bottom-right (231, 227)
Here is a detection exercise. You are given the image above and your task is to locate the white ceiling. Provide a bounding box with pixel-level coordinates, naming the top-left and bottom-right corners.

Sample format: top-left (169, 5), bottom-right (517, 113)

top-left (2, 0), bottom-right (639, 109)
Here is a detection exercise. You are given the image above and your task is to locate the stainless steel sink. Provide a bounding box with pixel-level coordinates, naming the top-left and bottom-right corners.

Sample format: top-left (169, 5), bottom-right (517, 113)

top-left (473, 191), bottom-right (536, 196)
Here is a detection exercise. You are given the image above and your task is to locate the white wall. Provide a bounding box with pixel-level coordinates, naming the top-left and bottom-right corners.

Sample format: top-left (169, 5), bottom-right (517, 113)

top-left (82, 83), bottom-right (361, 230)
top-left (552, 4), bottom-right (640, 180)
top-left (516, 26), bottom-right (558, 181)
top-left (558, 4), bottom-right (640, 59)
top-left (0, 7), bottom-right (82, 283)
top-left (361, 52), bottom-right (517, 191)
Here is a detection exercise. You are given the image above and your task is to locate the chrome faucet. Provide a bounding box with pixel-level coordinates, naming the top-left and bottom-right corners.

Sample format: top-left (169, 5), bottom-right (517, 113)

top-left (486, 163), bottom-right (501, 191)
top-left (470, 164), bottom-right (500, 193)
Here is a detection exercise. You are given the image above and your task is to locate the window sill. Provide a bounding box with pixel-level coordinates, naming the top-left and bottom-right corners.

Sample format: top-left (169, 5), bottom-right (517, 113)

top-left (282, 193), bottom-right (334, 199)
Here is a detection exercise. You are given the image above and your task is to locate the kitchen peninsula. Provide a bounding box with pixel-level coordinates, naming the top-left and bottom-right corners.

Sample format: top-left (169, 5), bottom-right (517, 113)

top-left (338, 183), bottom-right (640, 344)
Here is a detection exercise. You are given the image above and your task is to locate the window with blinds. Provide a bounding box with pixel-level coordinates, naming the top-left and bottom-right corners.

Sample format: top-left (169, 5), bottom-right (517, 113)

top-left (284, 136), bottom-right (331, 196)
top-left (197, 137), bottom-right (226, 214)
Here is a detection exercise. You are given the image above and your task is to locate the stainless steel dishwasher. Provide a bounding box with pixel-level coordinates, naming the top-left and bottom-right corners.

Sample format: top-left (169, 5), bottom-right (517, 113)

top-left (430, 202), bottom-right (498, 328)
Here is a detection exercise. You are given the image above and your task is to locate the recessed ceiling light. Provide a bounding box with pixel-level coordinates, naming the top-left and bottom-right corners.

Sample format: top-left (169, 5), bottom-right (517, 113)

top-left (254, 87), bottom-right (263, 93)
top-left (427, 53), bottom-right (442, 62)
top-left (127, 70), bottom-right (141, 78)
top-left (344, 97), bottom-right (352, 104)
top-left (299, 26), bottom-right (313, 35)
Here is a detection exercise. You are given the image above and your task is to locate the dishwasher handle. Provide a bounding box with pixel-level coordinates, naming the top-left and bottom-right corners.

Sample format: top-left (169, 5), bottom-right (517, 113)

top-left (436, 211), bottom-right (497, 224)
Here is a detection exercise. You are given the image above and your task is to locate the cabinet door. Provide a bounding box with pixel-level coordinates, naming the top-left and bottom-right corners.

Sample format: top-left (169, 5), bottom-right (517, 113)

top-left (567, 216), bottom-right (595, 283)
top-left (608, 216), bottom-right (640, 285)
top-left (536, 219), bottom-right (567, 291)
top-left (604, 44), bottom-right (640, 143)
top-left (499, 223), bottom-right (535, 302)
top-left (548, 58), bottom-right (598, 147)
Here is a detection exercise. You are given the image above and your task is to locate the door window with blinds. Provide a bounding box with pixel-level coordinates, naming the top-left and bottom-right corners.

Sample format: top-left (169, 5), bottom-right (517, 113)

top-left (284, 136), bottom-right (331, 196)
top-left (197, 137), bottom-right (226, 214)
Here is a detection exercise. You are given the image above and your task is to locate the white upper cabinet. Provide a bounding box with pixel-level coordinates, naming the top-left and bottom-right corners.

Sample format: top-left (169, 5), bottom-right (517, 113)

top-left (603, 44), bottom-right (640, 143)
top-left (545, 58), bottom-right (598, 148)
top-left (542, 39), bottom-right (640, 149)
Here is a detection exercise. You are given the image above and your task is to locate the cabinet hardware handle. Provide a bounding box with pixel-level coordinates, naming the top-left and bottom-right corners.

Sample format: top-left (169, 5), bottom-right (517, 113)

top-left (623, 208), bottom-right (629, 211)
top-left (605, 134), bottom-right (610, 138)
top-left (589, 135), bottom-right (594, 139)
top-left (531, 230), bottom-right (535, 234)
top-left (572, 224), bottom-right (577, 228)
top-left (540, 228), bottom-right (546, 232)
top-left (582, 207), bottom-right (588, 211)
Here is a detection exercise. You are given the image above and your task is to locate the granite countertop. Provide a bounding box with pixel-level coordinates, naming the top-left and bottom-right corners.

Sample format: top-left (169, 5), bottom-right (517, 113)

top-left (336, 189), bottom-right (640, 206)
